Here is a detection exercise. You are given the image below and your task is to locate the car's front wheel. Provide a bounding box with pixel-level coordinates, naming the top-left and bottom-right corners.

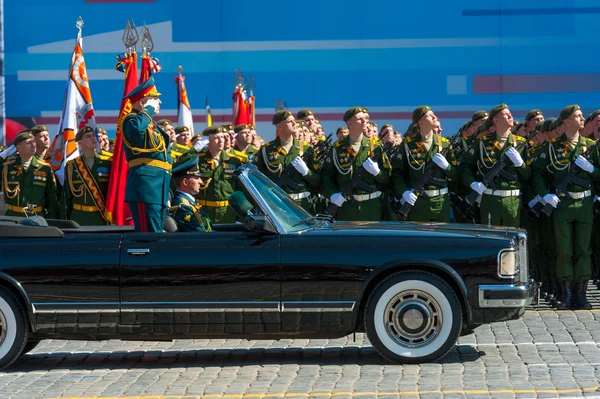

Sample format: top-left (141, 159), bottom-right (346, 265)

top-left (365, 271), bottom-right (462, 364)
top-left (0, 287), bottom-right (28, 369)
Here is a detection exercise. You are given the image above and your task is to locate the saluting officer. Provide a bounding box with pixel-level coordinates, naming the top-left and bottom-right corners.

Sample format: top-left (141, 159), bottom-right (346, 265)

top-left (460, 104), bottom-right (530, 227)
top-left (532, 105), bottom-right (599, 310)
top-left (392, 106), bottom-right (457, 222)
top-left (255, 110), bottom-right (321, 212)
top-left (321, 107), bottom-right (391, 221)
top-left (65, 126), bottom-right (112, 226)
top-left (1, 130), bottom-right (58, 218)
top-left (122, 76), bottom-right (172, 233)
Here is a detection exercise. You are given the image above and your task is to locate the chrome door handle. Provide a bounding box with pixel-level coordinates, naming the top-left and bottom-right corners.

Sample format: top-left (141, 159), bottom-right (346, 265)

top-left (127, 248), bottom-right (150, 257)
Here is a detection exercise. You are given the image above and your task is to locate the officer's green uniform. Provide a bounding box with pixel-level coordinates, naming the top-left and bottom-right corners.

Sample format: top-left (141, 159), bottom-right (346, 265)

top-left (171, 142), bottom-right (191, 163)
top-left (65, 153), bottom-right (112, 226)
top-left (532, 133), bottom-right (600, 283)
top-left (234, 144), bottom-right (259, 159)
top-left (392, 134), bottom-right (457, 222)
top-left (321, 135), bottom-right (391, 221)
top-left (1, 154), bottom-right (58, 219)
top-left (460, 130), bottom-right (530, 227)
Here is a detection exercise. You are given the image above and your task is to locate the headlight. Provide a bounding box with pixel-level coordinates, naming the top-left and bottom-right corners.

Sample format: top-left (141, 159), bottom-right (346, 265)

top-left (498, 249), bottom-right (518, 277)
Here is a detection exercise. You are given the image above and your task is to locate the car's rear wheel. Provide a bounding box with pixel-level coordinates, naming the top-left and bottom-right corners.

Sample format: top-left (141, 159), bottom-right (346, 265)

top-left (365, 271), bottom-right (462, 364)
top-left (0, 287), bottom-right (28, 369)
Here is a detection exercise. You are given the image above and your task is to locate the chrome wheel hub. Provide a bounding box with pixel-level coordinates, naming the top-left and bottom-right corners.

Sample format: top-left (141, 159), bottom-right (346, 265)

top-left (0, 308), bottom-right (6, 347)
top-left (384, 290), bottom-right (443, 348)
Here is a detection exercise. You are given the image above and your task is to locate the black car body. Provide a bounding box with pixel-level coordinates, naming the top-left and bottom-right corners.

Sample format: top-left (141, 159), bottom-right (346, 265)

top-left (0, 165), bottom-right (535, 367)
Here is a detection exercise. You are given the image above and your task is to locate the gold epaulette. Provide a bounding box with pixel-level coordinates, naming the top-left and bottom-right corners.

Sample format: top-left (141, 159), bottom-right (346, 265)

top-left (585, 137), bottom-right (596, 145)
top-left (440, 136), bottom-right (449, 143)
top-left (37, 158), bottom-right (51, 167)
top-left (169, 205), bottom-right (179, 212)
top-left (228, 150), bottom-right (248, 162)
top-left (302, 141), bottom-right (313, 147)
top-left (99, 154), bottom-right (113, 162)
top-left (551, 138), bottom-right (558, 143)
top-left (481, 135), bottom-right (489, 140)
top-left (333, 141), bottom-right (342, 148)
top-left (515, 135), bottom-right (526, 142)
top-left (405, 136), bottom-right (413, 143)
top-left (371, 137), bottom-right (380, 144)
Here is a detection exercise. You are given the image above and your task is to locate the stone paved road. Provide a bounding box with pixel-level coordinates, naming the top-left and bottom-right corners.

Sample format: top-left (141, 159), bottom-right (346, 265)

top-left (1, 310), bottom-right (600, 399)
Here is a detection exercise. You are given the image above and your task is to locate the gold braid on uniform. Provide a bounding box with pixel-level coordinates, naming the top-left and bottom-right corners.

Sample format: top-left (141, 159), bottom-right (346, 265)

top-left (2, 163), bottom-right (19, 200)
top-left (67, 162), bottom-right (85, 198)
top-left (121, 112), bottom-right (167, 155)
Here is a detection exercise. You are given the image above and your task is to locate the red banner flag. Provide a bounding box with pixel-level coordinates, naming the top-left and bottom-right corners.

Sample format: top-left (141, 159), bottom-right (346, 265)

top-left (105, 52), bottom-right (138, 226)
top-left (232, 87), bottom-right (251, 126)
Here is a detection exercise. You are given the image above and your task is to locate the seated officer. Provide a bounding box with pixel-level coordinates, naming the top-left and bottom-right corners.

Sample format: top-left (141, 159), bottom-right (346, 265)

top-left (169, 156), bottom-right (213, 232)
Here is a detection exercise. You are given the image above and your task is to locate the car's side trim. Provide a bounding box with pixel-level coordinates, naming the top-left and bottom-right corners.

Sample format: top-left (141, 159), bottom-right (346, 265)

top-left (281, 301), bottom-right (355, 312)
top-left (121, 301), bottom-right (281, 312)
top-left (33, 302), bottom-right (119, 314)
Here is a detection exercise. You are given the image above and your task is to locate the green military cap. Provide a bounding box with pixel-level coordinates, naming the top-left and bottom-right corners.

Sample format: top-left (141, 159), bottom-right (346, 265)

top-left (202, 125), bottom-right (227, 136)
top-left (172, 155), bottom-right (202, 179)
top-left (13, 130), bottom-right (35, 146)
top-left (471, 110), bottom-right (488, 121)
top-left (315, 119), bottom-right (321, 124)
top-left (534, 121), bottom-right (544, 132)
top-left (412, 106), bottom-right (431, 123)
top-left (97, 126), bottom-right (107, 135)
top-left (336, 126), bottom-right (348, 134)
top-left (31, 125), bottom-right (48, 135)
top-left (525, 109), bottom-right (543, 120)
top-left (296, 109), bottom-right (314, 119)
top-left (297, 120), bottom-right (306, 127)
top-left (156, 119), bottom-right (173, 128)
top-left (224, 124), bottom-right (234, 131)
top-left (541, 118), bottom-right (557, 131)
top-left (483, 103), bottom-right (509, 128)
top-left (559, 104), bottom-right (580, 122)
top-left (586, 110), bottom-right (600, 124)
top-left (343, 106), bottom-right (368, 122)
top-left (234, 124), bottom-right (252, 133)
top-left (175, 125), bottom-right (190, 134)
top-left (273, 109), bottom-right (294, 125)
top-left (75, 125), bottom-right (95, 142)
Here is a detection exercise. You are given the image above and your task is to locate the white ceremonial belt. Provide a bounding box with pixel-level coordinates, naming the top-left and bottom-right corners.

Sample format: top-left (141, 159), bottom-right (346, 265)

top-left (422, 187), bottom-right (449, 198)
top-left (351, 191), bottom-right (382, 202)
top-left (289, 191), bottom-right (311, 200)
top-left (559, 189), bottom-right (592, 199)
top-left (483, 189), bottom-right (521, 197)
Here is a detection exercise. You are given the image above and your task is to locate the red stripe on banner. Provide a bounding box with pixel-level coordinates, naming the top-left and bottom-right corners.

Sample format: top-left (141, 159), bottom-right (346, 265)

top-left (473, 73), bottom-right (600, 94)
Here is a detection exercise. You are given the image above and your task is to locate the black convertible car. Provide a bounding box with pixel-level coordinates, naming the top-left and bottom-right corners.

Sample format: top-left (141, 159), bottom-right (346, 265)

top-left (0, 165), bottom-right (534, 368)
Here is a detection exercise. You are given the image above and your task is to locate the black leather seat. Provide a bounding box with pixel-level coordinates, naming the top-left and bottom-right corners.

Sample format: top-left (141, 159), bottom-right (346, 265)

top-left (163, 215), bottom-right (178, 232)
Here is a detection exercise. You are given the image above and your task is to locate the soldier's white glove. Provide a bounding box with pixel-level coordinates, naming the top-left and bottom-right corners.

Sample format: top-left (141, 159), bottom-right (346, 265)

top-left (506, 147), bottom-right (524, 167)
top-left (144, 98), bottom-right (161, 112)
top-left (330, 193), bottom-right (345, 207)
top-left (0, 145), bottom-right (17, 159)
top-left (595, 195), bottom-right (600, 203)
top-left (543, 193), bottom-right (560, 208)
top-left (432, 153), bottom-right (449, 170)
top-left (402, 190), bottom-right (418, 206)
top-left (575, 155), bottom-right (594, 174)
top-left (470, 181), bottom-right (486, 195)
top-left (362, 158), bottom-right (381, 176)
top-left (291, 156), bottom-right (309, 176)
top-left (194, 136), bottom-right (210, 153)
top-left (528, 198), bottom-right (538, 209)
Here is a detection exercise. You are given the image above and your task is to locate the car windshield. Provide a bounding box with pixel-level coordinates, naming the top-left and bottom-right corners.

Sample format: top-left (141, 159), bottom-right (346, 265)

top-left (245, 168), bottom-right (317, 233)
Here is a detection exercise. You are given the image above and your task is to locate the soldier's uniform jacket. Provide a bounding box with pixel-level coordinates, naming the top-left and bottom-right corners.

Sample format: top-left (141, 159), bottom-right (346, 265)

top-left (392, 134), bottom-right (457, 198)
top-left (170, 190), bottom-right (213, 232)
top-left (122, 106), bottom-right (172, 205)
top-left (321, 135), bottom-right (391, 199)
top-left (234, 144), bottom-right (259, 158)
top-left (65, 154), bottom-right (112, 226)
top-left (460, 132), bottom-right (531, 191)
top-left (255, 137), bottom-right (321, 194)
top-left (532, 134), bottom-right (600, 196)
top-left (171, 143), bottom-right (191, 163)
top-left (1, 155), bottom-right (58, 218)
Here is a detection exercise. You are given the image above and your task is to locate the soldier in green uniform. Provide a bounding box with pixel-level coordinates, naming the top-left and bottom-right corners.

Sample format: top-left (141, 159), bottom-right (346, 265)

top-left (1, 130), bottom-right (58, 218)
top-left (31, 125), bottom-right (51, 161)
top-left (460, 104), bottom-right (530, 227)
top-left (524, 109), bottom-right (544, 134)
top-left (122, 76), bottom-right (172, 233)
top-left (392, 106), bottom-right (457, 222)
top-left (193, 125), bottom-right (247, 224)
top-left (297, 109), bottom-right (317, 131)
top-left (169, 156), bottom-right (213, 232)
top-left (170, 125), bottom-right (192, 162)
top-left (255, 110), bottom-right (321, 212)
top-left (532, 105), bottom-right (599, 310)
top-left (233, 124), bottom-right (259, 158)
top-left (96, 126), bottom-right (113, 158)
top-left (321, 106), bottom-right (391, 221)
top-left (64, 126), bottom-right (112, 226)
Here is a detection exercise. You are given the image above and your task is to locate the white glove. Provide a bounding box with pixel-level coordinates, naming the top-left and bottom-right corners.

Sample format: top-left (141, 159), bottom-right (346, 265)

top-left (194, 136), bottom-right (210, 153)
top-left (362, 158), bottom-right (381, 176)
top-left (595, 195), bottom-right (600, 203)
top-left (528, 198), bottom-right (538, 209)
top-left (291, 156), bottom-right (309, 176)
top-left (402, 190), bottom-right (418, 206)
top-left (470, 181), bottom-right (486, 195)
top-left (543, 193), bottom-right (560, 208)
top-left (432, 153), bottom-right (450, 170)
top-left (144, 98), bottom-right (161, 112)
top-left (330, 193), bottom-right (345, 207)
top-left (575, 155), bottom-right (594, 174)
top-left (0, 145), bottom-right (17, 159)
top-left (506, 147), bottom-right (524, 167)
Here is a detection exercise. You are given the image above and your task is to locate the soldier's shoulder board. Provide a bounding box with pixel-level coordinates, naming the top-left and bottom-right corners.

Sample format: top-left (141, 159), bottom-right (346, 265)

top-left (37, 159), bottom-right (52, 167)
top-left (228, 150), bottom-right (248, 163)
top-left (333, 141), bottom-right (342, 148)
top-left (440, 137), bottom-right (450, 143)
top-left (481, 134), bottom-right (490, 140)
top-left (551, 138), bottom-right (559, 143)
top-left (99, 154), bottom-right (113, 162)
top-left (585, 137), bottom-right (596, 145)
top-left (515, 135), bottom-right (526, 142)
top-left (302, 141), bottom-right (312, 147)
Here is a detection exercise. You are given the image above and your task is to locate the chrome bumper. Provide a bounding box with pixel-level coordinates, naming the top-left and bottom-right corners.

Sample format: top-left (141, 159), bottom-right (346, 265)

top-left (478, 282), bottom-right (536, 308)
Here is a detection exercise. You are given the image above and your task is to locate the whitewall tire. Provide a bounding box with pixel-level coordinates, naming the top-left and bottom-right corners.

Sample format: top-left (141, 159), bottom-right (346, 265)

top-left (0, 287), bottom-right (28, 369)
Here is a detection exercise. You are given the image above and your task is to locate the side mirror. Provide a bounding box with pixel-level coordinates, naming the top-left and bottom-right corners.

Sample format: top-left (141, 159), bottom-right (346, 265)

top-left (245, 215), bottom-right (277, 234)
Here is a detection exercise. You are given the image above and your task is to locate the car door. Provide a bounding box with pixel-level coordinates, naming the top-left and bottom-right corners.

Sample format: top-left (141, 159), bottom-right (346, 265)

top-left (119, 226), bottom-right (281, 335)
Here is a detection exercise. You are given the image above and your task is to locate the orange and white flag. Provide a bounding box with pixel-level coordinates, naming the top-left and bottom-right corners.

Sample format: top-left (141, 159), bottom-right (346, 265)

top-left (176, 72), bottom-right (194, 134)
top-left (48, 29), bottom-right (96, 185)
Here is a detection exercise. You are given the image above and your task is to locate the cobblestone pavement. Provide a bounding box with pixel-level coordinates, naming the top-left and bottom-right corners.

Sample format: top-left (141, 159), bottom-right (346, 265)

top-left (1, 310), bottom-right (600, 399)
